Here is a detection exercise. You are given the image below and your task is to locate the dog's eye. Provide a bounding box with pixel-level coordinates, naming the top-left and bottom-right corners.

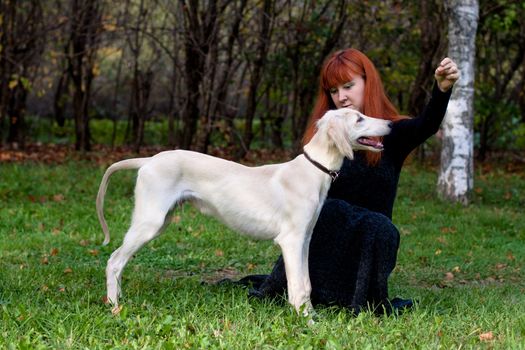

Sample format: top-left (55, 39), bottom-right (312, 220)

top-left (356, 116), bottom-right (364, 123)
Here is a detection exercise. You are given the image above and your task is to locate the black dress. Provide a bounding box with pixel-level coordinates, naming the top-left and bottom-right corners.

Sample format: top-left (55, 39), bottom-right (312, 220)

top-left (239, 84), bottom-right (452, 314)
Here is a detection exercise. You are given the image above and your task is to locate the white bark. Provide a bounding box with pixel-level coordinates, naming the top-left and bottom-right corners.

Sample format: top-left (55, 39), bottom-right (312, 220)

top-left (437, 0), bottom-right (479, 205)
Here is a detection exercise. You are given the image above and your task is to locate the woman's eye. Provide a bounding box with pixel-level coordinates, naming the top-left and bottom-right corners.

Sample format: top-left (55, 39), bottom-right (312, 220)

top-left (344, 82), bottom-right (354, 89)
top-left (329, 88), bottom-right (337, 94)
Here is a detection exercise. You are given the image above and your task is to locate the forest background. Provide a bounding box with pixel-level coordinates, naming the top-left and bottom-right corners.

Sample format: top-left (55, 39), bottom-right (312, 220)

top-left (0, 0), bottom-right (524, 162)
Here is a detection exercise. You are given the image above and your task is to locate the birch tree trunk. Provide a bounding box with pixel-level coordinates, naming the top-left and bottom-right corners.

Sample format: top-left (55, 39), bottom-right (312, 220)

top-left (437, 0), bottom-right (478, 205)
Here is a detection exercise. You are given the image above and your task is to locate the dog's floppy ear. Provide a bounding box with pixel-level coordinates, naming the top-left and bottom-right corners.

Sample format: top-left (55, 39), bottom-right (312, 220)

top-left (326, 115), bottom-right (354, 159)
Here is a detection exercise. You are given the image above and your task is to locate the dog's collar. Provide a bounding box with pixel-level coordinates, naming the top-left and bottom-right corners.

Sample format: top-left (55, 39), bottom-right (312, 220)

top-left (303, 151), bottom-right (340, 182)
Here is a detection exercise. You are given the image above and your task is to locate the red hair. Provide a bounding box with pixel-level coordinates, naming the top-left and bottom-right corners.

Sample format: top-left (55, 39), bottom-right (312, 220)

top-left (303, 48), bottom-right (404, 165)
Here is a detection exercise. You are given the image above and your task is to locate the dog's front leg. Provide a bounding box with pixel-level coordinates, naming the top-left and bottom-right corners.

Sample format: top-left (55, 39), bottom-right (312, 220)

top-left (275, 232), bottom-right (314, 317)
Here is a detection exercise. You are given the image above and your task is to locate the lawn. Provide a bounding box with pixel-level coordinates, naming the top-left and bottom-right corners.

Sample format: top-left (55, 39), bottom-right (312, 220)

top-left (1, 156), bottom-right (524, 349)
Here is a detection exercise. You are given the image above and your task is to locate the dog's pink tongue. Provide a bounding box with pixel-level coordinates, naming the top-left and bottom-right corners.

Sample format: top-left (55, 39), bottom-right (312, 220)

top-left (359, 137), bottom-right (383, 149)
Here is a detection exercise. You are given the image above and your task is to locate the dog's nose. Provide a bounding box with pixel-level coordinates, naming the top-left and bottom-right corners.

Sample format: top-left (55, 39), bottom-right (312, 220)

top-left (388, 121), bottom-right (394, 128)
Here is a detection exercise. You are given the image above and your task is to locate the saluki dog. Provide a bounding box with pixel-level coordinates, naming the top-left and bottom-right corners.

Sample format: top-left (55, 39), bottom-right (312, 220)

top-left (96, 108), bottom-right (392, 316)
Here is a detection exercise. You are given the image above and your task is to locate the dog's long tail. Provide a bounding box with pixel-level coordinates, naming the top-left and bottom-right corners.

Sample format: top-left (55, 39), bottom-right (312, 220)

top-left (97, 158), bottom-right (150, 245)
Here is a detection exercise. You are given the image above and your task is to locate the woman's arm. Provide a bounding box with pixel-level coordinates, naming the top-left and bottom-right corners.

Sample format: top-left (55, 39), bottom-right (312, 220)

top-left (386, 58), bottom-right (459, 160)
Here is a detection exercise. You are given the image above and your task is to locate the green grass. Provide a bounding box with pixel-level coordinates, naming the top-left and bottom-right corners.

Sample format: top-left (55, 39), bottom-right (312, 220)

top-left (1, 159), bottom-right (524, 349)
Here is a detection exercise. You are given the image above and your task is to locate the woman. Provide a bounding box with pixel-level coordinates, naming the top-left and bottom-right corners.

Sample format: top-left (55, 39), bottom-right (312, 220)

top-left (237, 48), bottom-right (459, 315)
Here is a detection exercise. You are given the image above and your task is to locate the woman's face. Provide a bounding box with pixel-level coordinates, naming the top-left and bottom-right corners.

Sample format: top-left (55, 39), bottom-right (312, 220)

top-left (328, 75), bottom-right (365, 112)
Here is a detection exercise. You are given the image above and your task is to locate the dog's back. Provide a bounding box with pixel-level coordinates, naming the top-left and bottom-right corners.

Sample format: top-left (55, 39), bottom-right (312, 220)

top-left (135, 150), bottom-right (322, 240)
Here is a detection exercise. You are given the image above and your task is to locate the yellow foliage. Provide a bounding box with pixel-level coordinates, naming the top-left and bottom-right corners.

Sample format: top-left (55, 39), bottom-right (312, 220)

top-left (8, 79), bottom-right (18, 89)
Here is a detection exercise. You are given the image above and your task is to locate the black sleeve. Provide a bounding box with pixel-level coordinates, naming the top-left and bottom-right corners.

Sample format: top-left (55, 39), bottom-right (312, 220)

top-left (387, 83), bottom-right (452, 161)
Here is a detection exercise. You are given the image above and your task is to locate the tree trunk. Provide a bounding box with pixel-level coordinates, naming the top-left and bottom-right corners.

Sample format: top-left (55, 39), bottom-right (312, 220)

top-left (6, 81), bottom-right (28, 148)
top-left (201, 0), bottom-right (247, 154)
top-left (0, 0), bottom-right (43, 148)
top-left (178, 0), bottom-right (220, 150)
top-left (67, 0), bottom-right (102, 152)
top-left (53, 69), bottom-right (69, 127)
top-left (236, 0), bottom-right (274, 159)
top-left (437, 0), bottom-right (478, 205)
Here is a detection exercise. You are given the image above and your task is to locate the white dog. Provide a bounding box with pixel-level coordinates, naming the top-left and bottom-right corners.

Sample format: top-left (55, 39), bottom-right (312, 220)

top-left (96, 108), bottom-right (392, 316)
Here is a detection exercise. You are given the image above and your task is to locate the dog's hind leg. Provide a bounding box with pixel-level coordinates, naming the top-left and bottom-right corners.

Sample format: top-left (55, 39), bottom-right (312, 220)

top-left (106, 180), bottom-right (178, 308)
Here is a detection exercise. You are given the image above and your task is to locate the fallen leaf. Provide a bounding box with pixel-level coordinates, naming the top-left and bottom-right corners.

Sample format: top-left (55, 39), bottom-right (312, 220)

top-left (88, 249), bottom-right (99, 256)
top-left (64, 267), bottom-right (73, 274)
top-left (50, 248), bottom-right (59, 256)
top-left (79, 239), bottom-right (90, 246)
top-left (437, 236), bottom-right (447, 244)
top-left (452, 266), bottom-right (461, 273)
top-left (444, 272), bottom-right (454, 281)
top-left (53, 194), bottom-right (65, 202)
top-left (479, 331), bottom-right (494, 341)
top-left (435, 249), bottom-right (442, 256)
top-left (495, 263), bottom-right (507, 270)
top-left (102, 295), bottom-right (109, 304)
top-left (172, 215), bottom-right (181, 224)
top-left (41, 256), bottom-right (49, 265)
top-left (58, 286), bottom-right (66, 293)
top-left (215, 249), bottom-right (224, 257)
top-left (440, 226), bottom-right (457, 234)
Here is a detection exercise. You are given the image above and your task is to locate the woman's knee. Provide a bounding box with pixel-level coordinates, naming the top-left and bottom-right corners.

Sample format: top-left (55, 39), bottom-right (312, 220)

top-left (318, 199), bottom-right (371, 225)
top-left (314, 199), bottom-right (399, 248)
top-left (361, 211), bottom-right (400, 248)
top-left (316, 199), bottom-right (353, 228)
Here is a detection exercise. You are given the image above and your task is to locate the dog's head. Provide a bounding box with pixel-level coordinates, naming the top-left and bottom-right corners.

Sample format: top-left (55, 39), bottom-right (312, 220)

top-left (316, 108), bottom-right (393, 159)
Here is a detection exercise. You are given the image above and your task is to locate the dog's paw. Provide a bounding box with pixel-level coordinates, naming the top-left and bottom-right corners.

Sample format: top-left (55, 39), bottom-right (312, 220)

top-left (111, 305), bottom-right (123, 315)
top-left (303, 307), bottom-right (319, 326)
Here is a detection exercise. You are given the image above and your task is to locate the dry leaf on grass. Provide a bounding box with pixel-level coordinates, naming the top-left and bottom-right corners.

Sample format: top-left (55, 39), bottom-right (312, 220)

top-left (479, 331), bottom-right (494, 341)
top-left (444, 272), bottom-right (455, 281)
top-left (88, 249), bottom-right (99, 256)
top-left (52, 194), bottom-right (65, 202)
